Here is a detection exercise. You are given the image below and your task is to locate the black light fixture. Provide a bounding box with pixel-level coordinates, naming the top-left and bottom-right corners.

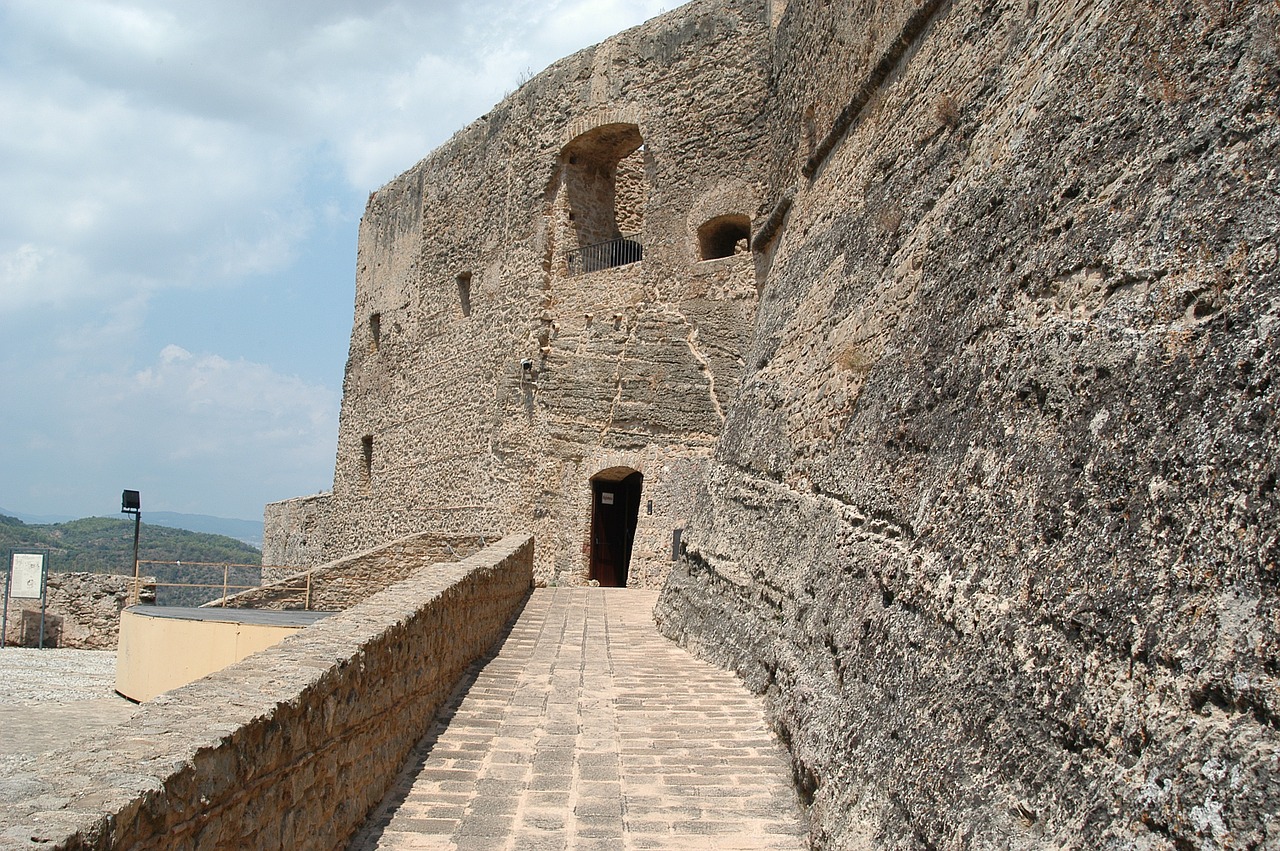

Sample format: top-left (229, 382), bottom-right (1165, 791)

top-left (121, 489), bottom-right (141, 603)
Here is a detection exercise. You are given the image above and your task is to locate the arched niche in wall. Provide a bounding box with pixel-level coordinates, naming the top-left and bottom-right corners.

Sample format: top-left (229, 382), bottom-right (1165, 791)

top-left (686, 180), bottom-right (759, 268)
top-left (559, 123), bottom-right (646, 274)
top-left (697, 214), bottom-right (751, 260)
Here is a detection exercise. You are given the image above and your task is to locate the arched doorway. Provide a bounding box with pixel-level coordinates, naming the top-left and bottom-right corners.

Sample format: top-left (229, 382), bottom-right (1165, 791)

top-left (589, 467), bottom-right (643, 587)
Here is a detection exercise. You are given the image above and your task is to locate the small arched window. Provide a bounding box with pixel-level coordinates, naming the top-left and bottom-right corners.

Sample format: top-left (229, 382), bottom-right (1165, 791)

top-left (560, 123), bottom-right (646, 276)
top-left (697, 214), bottom-right (751, 261)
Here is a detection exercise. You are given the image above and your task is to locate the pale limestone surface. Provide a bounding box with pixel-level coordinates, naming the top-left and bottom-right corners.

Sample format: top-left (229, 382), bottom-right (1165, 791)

top-left (349, 588), bottom-right (805, 850)
top-left (0, 650), bottom-right (137, 851)
top-left (0, 648), bottom-right (136, 756)
top-left (658, 0), bottom-right (1280, 849)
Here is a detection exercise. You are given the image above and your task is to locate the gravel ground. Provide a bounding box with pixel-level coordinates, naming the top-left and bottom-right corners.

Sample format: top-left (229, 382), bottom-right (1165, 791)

top-left (1, 647), bottom-right (137, 849)
top-left (0, 648), bottom-right (122, 706)
top-left (0, 648), bottom-right (137, 777)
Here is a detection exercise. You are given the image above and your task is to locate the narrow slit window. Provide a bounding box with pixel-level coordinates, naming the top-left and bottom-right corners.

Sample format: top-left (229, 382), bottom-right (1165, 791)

top-left (369, 313), bottom-right (381, 352)
top-left (457, 272), bottom-right (472, 317)
top-left (361, 435), bottom-right (373, 489)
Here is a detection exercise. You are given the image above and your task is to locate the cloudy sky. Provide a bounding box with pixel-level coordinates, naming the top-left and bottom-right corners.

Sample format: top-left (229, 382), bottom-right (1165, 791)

top-left (0, 0), bottom-right (669, 522)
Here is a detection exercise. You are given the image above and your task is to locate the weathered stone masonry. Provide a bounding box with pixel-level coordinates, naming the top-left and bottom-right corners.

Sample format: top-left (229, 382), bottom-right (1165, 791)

top-left (266, 0), bottom-right (773, 589)
top-left (265, 0), bottom-right (1280, 848)
top-left (1, 573), bottom-right (131, 650)
top-left (215, 531), bottom-right (488, 611)
top-left (657, 1), bottom-right (1280, 849)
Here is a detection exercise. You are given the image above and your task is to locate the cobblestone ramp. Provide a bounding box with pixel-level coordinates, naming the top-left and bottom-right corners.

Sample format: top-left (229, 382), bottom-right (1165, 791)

top-left (349, 588), bottom-right (806, 850)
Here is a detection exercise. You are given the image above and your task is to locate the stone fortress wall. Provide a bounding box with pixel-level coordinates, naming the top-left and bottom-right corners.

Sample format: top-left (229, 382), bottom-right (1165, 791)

top-left (264, 0), bottom-right (1280, 847)
top-left (3, 536), bottom-right (534, 850)
top-left (265, 0), bottom-right (774, 588)
top-left (656, 0), bottom-right (1280, 848)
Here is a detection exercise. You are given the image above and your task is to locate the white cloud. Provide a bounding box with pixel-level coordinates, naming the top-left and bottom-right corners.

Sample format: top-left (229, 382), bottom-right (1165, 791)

top-left (1, 0), bottom-right (672, 310)
top-left (0, 338), bottom-right (339, 519)
top-left (0, 243), bottom-right (47, 290)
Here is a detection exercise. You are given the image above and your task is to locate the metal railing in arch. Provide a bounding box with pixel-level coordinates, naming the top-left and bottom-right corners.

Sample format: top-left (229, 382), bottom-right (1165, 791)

top-left (565, 233), bottom-right (643, 276)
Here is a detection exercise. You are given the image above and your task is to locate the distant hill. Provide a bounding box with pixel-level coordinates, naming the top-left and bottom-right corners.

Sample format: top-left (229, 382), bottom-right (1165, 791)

top-left (0, 514), bottom-right (262, 605)
top-left (145, 512), bottom-right (263, 548)
top-left (0, 507), bottom-right (263, 548)
top-left (0, 514), bottom-right (261, 572)
top-left (0, 506), bottom-right (77, 525)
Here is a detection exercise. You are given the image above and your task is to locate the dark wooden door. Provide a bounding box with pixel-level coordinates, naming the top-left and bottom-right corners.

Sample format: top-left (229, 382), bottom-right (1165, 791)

top-left (590, 472), bottom-right (642, 587)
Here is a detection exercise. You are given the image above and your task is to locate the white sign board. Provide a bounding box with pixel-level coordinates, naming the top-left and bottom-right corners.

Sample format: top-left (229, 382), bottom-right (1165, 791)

top-left (9, 553), bottom-right (45, 599)
top-left (601, 492), bottom-right (614, 505)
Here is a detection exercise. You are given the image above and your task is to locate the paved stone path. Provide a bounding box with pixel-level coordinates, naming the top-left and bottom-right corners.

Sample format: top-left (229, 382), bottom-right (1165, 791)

top-left (0, 649), bottom-right (138, 838)
top-left (349, 588), bottom-right (806, 850)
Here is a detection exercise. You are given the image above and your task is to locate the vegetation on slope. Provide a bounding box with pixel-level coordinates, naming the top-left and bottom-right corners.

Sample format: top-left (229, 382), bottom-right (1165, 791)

top-left (0, 514), bottom-right (262, 605)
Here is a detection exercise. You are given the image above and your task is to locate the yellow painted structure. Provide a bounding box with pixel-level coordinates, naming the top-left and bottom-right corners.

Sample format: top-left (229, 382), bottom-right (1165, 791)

top-left (116, 606), bottom-right (329, 702)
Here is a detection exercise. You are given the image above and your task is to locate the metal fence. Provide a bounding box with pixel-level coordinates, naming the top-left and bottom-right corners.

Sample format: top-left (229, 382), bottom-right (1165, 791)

top-left (131, 560), bottom-right (292, 607)
top-left (565, 233), bottom-right (643, 276)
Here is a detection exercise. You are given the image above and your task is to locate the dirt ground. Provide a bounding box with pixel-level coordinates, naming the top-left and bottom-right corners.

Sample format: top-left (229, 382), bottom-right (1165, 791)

top-left (0, 648), bottom-right (139, 835)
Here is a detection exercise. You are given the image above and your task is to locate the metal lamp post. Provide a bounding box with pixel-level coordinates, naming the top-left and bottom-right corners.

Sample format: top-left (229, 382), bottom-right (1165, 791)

top-left (121, 490), bottom-right (141, 604)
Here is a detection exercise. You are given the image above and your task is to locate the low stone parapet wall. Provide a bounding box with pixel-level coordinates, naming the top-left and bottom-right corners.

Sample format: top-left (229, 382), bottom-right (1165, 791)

top-left (5, 533), bottom-right (533, 850)
top-left (1, 572), bottom-right (131, 649)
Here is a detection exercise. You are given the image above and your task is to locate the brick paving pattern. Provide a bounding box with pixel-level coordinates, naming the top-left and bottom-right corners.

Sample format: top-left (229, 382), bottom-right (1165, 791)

top-left (349, 588), bottom-right (806, 850)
